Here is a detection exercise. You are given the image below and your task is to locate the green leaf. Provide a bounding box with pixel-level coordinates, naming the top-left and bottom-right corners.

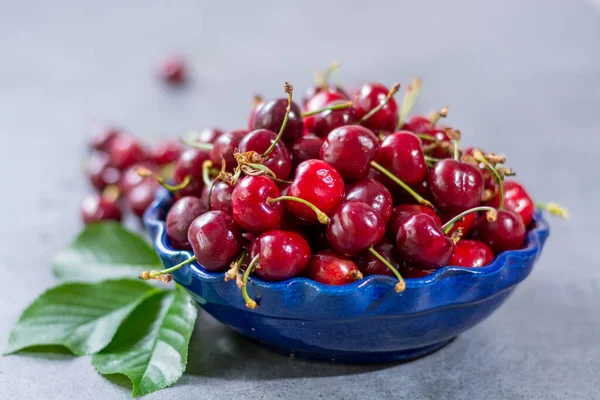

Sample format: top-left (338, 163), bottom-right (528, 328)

top-left (93, 286), bottom-right (197, 397)
top-left (52, 222), bottom-right (162, 282)
top-left (5, 279), bottom-right (160, 356)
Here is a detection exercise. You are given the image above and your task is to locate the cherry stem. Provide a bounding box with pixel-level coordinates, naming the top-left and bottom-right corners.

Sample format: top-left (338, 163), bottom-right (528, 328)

top-left (441, 206), bottom-right (498, 234)
top-left (368, 247), bottom-right (406, 293)
top-left (206, 179), bottom-right (217, 211)
top-left (415, 133), bottom-right (439, 142)
top-left (475, 152), bottom-right (504, 209)
top-left (179, 137), bottom-right (214, 151)
top-left (267, 196), bottom-right (330, 224)
top-left (370, 161), bottom-right (433, 208)
top-left (323, 61), bottom-right (341, 87)
top-left (137, 168), bottom-right (191, 192)
top-left (202, 160), bottom-right (214, 187)
top-left (263, 82), bottom-right (293, 157)
top-left (225, 250), bottom-right (246, 282)
top-left (102, 185), bottom-right (120, 203)
top-left (428, 106), bottom-right (449, 125)
top-left (358, 83), bottom-right (401, 124)
top-left (139, 256), bottom-right (197, 281)
top-left (241, 254), bottom-right (260, 309)
top-left (453, 140), bottom-right (460, 161)
top-left (397, 77), bottom-right (422, 130)
top-left (301, 101), bottom-right (353, 117)
top-left (534, 202), bottom-right (569, 220)
top-left (424, 155), bottom-right (443, 163)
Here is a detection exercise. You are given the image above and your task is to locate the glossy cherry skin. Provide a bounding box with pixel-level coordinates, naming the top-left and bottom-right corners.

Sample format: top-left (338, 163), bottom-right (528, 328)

top-left (375, 131), bottom-right (428, 185)
top-left (252, 98), bottom-right (303, 145)
top-left (91, 126), bottom-right (121, 151)
top-left (303, 90), bottom-right (349, 133)
top-left (88, 152), bottom-right (120, 191)
top-left (403, 116), bottom-right (451, 159)
top-left (428, 159), bottom-right (485, 212)
top-left (250, 230), bottom-right (311, 281)
top-left (400, 262), bottom-right (434, 278)
top-left (237, 129), bottom-right (293, 179)
top-left (440, 210), bottom-right (476, 237)
top-left (305, 250), bottom-right (362, 285)
top-left (108, 135), bottom-right (147, 170)
top-left (166, 196), bottom-right (207, 250)
top-left (209, 130), bottom-right (248, 171)
top-left (173, 148), bottom-right (209, 197)
top-left (126, 179), bottom-right (159, 217)
top-left (148, 139), bottom-right (181, 166)
top-left (195, 127), bottom-right (223, 144)
top-left (302, 85), bottom-right (348, 107)
top-left (473, 209), bottom-right (526, 254)
top-left (286, 160), bottom-right (345, 223)
top-left (353, 83), bottom-right (399, 133)
top-left (354, 237), bottom-right (401, 277)
top-left (312, 100), bottom-right (357, 138)
top-left (188, 211), bottom-right (242, 271)
top-left (160, 55), bottom-right (185, 84)
top-left (231, 176), bottom-right (283, 234)
top-left (345, 178), bottom-right (393, 223)
top-left (449, 240), bottom-right (494, 268)
top-left (200, 180), bottom-right (233, 214)
top-left (290, 134), bottom-right (324, 167)
top-left (395, 213), bottom-right (454, 269)
top-left (319, 125), bottom-right (378, 181)
top-left (486, 180), bottom-right (535, 226)
top-left (81, 194), bottom-right (122, 225)
top-left (387, 204), bottom-right (442, 238)
top-left (119, 161), bottom-right (158, 194)
top-left (326, 202), bottom-right (385, 257)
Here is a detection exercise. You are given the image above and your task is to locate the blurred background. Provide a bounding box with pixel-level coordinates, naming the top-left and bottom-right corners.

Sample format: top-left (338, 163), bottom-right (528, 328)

top-left (0, 0), bottom-right (599, 399)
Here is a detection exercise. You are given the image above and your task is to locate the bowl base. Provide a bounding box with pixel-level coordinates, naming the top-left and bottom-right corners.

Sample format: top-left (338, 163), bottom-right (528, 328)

top-left (257, 337), bottom-right (455, 364)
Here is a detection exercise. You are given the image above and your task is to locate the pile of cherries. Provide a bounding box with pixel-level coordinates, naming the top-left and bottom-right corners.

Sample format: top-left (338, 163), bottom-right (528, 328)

top-left (84, 65), bottom-right (566, 309)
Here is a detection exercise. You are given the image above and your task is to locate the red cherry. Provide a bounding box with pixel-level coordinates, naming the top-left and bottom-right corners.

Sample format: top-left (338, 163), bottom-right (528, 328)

top-left (302, 84), bottom-right (348, 107)
top-left (486, 180), bottom-right (535, 226)
top-left (354, 237), bottom-right (401, 277)
top-left (231, 176), bottom-right (283, 234)
top-left (209, 130), bottom-right (248, 171)
top-left (375, 131), bottom-right (428, 186)
top-left (200, 180), bottom-right (233, 214)
top-left (473, 209), bottom-right (526, 253)
top-left (160, 55), bottom-right (186, 84)
top-left (312, 99), bottom-right (357, 138)
top-left (148, 139), bottom-right (181, 166)
top-left (303, 90), bottom-right (349, 133)
top-left (173, 148), bottom-right (209, 197)
top-left (90, 126), bottom-right (121, 152)
top-left (305, 250), bottom-right (362, 285)
top-left (248, 96), bottom-right (264, 130)
top-left (387, 204), bottom-right (442, 238)
top-left (119, 161), bottom-right (159, 194)
top-left (237, 129), bottom-right (293, 179)
top-left (81, 194), bottom-right (122, 225)
top-left (353, 83), bottom-right (399, 133)
top-left (326, 202), bottom-right (385, 257)
top-left (319, 125), bottom-right (379, 181)
top-left (395, 213), bottom-right (454, 269)
top-left (252, 98), bottom-right (303, 144)
top-left (344, 178), bottom-right (393, 223)
top-left (188, 211), bottom-right (242, 271)
top-left (249, 230), bottom-right (311, 280)
top-left (166, 196), bottom-right (207, 250)
top-left (108, 135), bottom-right (147, 170)
top-left (402, 115), bottom-right (433, 133)
top-left (290, 134), bottom-right (324, 167)
top-left (286, 160), bottom-right (345, 224)
top-left (403, 115), bottom-right (452, 159)
top-left (449, 240), bottom-right (494, 268)
top-left (195, 127), bottom-right (223, 144)
top-left (126, 179), bottom-right (159, 217)
top-left (87, 152), bottom-right (120, 191)
top-left (428, 159), bottom-right (484, 213)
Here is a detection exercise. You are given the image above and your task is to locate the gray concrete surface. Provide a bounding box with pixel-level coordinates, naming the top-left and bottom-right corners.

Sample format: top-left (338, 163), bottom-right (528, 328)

top-left (1, 0), bottom-right (599, 399)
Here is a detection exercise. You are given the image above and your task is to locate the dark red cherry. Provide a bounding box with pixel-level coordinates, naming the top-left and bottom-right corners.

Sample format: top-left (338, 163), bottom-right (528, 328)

top-left (319, 125), bottom-right (378, 181)
top-left (148, 139), bottom-right (181, 166)
top-left (402, 115), bottom-right (433, 133)
top-left (387, 204), bottom-right (442, 238)
top-left (200, 180), bottom-right (233, 214)
top-left (248, 97), bottom-right (264, 130)
top-left (108, 135), bottom-right (147, 170)
top-left (485, 180), bottom-right (535, 226)
top-left (473, 209), bottom-right (526, 253)
top-left (90, 126), bottom-right (121, 152)
top-left (286, 160), bottom-right (345, 223)
top-left (326, 202), bottom-right (385, 257)
top-left (449, 240), bottom-right (494, 268)
top-left (231, 176), bottom-right (283, 234)
top-left (250, 230), bottom-right (311, 280)
top-left (303, 84), bottom-right (348, 107)
top-left (312, 100), bottom-right (357, 138)
top-left (126, 179), bottom-right (159, 217)
top-left (344, 178), bottom-right (393, 223)
top-left (440, 210), bottom-right (476, 237)
top-left (375, 131), bottom-right (428, 185)
top-left (354, 237), bottom-right (401, 277)
top-left (195, 127), bottom-right (223, 144)
top-left (166, 196), bottom-right (207, 250)
top-left (160, 55), bottom-right (186, 84)
top-left (403, 115), bottom-right (451, 159)
top-left (400, 262), bottom-right (434, 278)
top-left (81, 194), bottom-right (122, 225)
top-left (303, 90), bottom-right (349, 133)
top-left (353, 83), bottom-right (399, 133)
top-left (209, 130), bottom-right (248, 171)
top-left (188, 211), bottom-right (242, 271)
top-left (305, 250), bottom-right (362, 285)
top-left (428, 159), bottom-right (484, 212)
top-left (173, 148), bottom-right (209, 197)
top-left (87, 152), bottom-right (120, 191)
top-left (237, 129), bottom-right (292, 179)
top-left (119, 161), bottom-right (159, 194)
top-left (395, 213), bottom-right (453, 269)
top-left (290, 134), bottom-right (324, 167)
top-left (253, 98), bottom-right (303, 144)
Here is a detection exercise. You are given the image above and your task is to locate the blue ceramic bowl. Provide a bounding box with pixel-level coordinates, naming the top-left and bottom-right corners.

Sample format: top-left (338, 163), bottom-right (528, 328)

top-left (144, 189), bottom-right (550, 363)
